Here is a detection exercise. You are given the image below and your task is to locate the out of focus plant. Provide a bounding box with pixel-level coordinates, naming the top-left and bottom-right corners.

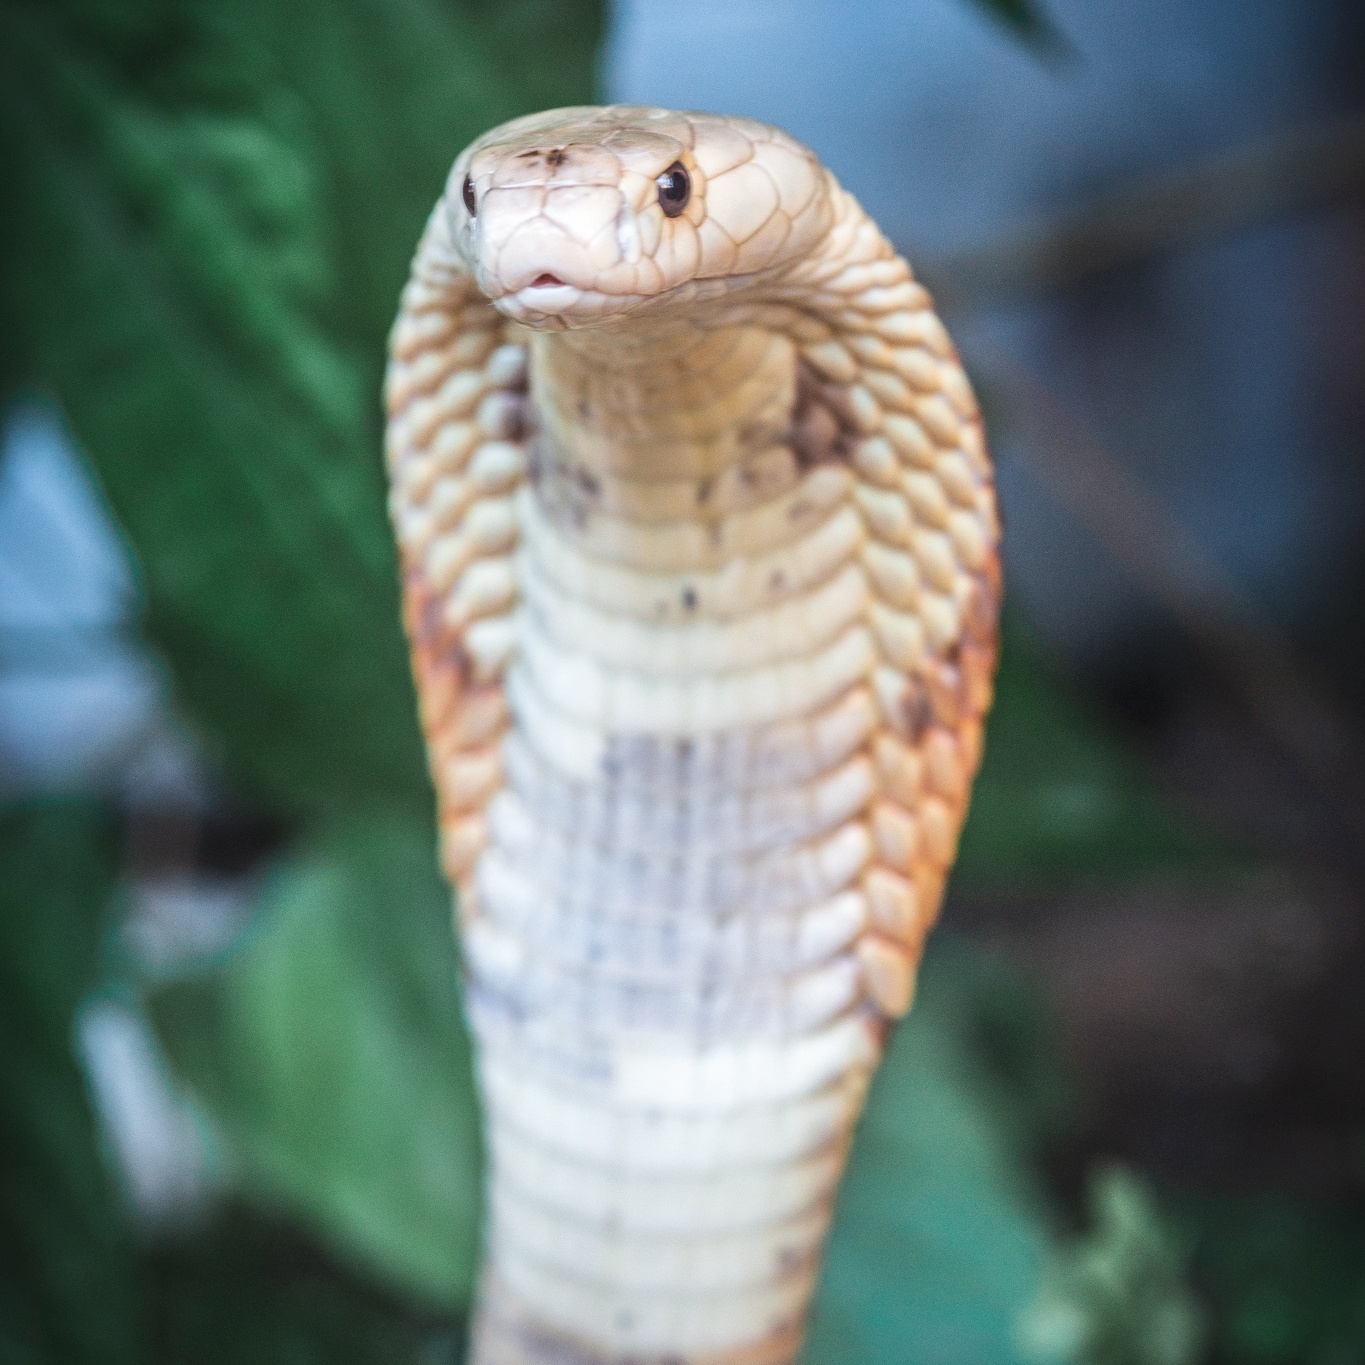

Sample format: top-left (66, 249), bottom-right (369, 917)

top-left (1192, 1196), bottom-right (1365, 1364)
top-left (1019, 1167), bottom-right (1205, 1365)
top-left (1, 0), bottom-right (603, 814)
top-left (0, 802), bottom-right (140, 1365)
top-left (970, 0), bottom-right (1066, 50)
top-left (0, 0), bottom-right (604, 1348)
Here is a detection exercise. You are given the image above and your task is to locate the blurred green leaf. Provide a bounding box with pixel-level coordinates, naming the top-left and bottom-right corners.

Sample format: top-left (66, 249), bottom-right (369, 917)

top-left (1, 0), bottom-right (598, 1320)
top-left (0, 800), bottom-right (143, 1363)
top-left (1018, 1168), bottom-right (1205, 1365)
top-left (149, 815), bottom-right (482, 1310)
top-left (958, 618), bottom-right (1233, 887)
top-left (967, 0), bottom-right (1067, 53)
top-left (806, 942), bottom-right (1067, 1365)
top-left (972, 0), bottom-right (1045, 31)
top-left (0, 0), bottom-right (601, 817)
top-left (1190, 1197), bottom-right (1365, 1364)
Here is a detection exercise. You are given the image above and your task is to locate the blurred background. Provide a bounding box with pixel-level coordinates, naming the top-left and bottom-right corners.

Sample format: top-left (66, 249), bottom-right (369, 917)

top-left (2, 1), bottom-right (1363, 1360)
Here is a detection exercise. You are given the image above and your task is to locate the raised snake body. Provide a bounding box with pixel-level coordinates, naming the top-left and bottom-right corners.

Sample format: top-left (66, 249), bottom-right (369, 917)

top-left (384, 106), bottom-right (1000, 1365)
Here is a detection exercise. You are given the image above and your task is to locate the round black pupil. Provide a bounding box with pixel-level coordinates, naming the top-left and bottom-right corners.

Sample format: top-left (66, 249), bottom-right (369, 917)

top-left (462, 175), bottom-right (477, 215)
top-left (658, 163), bottom-right (689, 213)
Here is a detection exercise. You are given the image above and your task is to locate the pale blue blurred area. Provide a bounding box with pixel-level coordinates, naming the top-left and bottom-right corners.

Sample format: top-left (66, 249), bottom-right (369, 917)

top-left (608, 0), bottom-right (1343, 256)
top-left (982, 208), bottom-right (1364, 661)
top-left (0, 405), bottom-right (163, 795)
top-left (0, 405), bottom-right (234, 1224)
top-left (607, 0), bottom-right (1365, 679)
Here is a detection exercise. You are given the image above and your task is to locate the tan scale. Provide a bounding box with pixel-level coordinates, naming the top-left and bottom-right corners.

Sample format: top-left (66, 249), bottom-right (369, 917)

top-left (385, 105), bottom-right (1001, 1365)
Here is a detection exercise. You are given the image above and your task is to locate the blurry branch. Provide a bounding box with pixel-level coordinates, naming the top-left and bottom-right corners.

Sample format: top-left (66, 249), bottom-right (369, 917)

top-left (930, 119), bottom-right (1365, 307)
top-left (977, 349), bottom-right (1365, 854)
top-left (967, 0), bottom-right (1070, 57)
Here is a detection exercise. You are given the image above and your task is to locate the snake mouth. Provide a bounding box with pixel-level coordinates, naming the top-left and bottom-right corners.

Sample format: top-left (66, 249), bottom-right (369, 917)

top-left (493, 273), bottom-right (661, 329)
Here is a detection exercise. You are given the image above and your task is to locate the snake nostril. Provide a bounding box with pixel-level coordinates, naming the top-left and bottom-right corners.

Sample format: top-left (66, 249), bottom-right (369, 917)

top-left (530, 273), bottom-right (564, 288)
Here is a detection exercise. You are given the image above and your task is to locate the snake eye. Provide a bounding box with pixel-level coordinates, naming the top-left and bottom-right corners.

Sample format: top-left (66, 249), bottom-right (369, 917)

top-left (656, 162), bottom-right (691, 217)
top-left (462, 174), bottom-right (477, 217)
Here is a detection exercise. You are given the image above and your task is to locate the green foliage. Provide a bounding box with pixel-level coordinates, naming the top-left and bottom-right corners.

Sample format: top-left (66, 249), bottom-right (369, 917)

top-left (1190, 1197), bottom-right (1365, 1364)
top-left (0, 0), bottom-right (600, 1339)
top-left (0, 801), bottom-right (143, 1364)
top-left (150, 816), bottom-right (482, 1309)
top-left (1018, 1168), bottom-right (1205, 1365)
top-left (0, 0), bottom-right (602, 816)
top-left (807, 943), bottom-right (1069, 1365)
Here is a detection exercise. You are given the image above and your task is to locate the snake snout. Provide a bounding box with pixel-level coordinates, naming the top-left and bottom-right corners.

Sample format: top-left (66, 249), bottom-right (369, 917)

top-left (473, 180), bottom-right (631, 300)
top-left (493, 226), bottom-right (595, 294)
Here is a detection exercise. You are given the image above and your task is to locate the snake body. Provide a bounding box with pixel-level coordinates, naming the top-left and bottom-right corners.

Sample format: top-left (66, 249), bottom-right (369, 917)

top-left (385, 106), bottom-right (1000, 1365)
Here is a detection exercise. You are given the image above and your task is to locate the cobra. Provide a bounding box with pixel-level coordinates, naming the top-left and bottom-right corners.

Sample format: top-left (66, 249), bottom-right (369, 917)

top-left (385, 105), bottom-right (1001, 1365)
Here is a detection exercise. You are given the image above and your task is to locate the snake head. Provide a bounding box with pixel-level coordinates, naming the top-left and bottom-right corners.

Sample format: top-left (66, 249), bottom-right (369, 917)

top-left (447, 105), bottom-right (834, 329)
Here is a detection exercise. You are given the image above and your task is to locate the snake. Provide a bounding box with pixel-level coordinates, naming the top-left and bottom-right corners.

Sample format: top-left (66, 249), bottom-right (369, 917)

top-left (384, 105), bottom-right (1001, 1365)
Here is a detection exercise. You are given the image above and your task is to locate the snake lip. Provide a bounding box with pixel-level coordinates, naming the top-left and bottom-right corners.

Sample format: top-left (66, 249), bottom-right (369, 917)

top-left (529, 272), bottom-right (565, 287)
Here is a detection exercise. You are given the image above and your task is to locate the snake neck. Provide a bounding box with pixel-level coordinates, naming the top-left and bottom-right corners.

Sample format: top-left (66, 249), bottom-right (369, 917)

top-left (526, 322), bottom-right (802, 526)
top-left (521, 186), bottom-right (894, 540)
top-left (463, 305), bottom-right (884, 1364)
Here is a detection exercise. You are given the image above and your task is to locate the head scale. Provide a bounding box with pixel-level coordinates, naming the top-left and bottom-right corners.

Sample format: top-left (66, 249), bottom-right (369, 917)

top-left (446, 105), bottom-right (833, 330)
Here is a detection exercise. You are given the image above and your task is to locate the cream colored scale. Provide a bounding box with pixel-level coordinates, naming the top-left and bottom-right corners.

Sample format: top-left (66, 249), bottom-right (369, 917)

top-left (386, 104), bottom-right (1001, 1365)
